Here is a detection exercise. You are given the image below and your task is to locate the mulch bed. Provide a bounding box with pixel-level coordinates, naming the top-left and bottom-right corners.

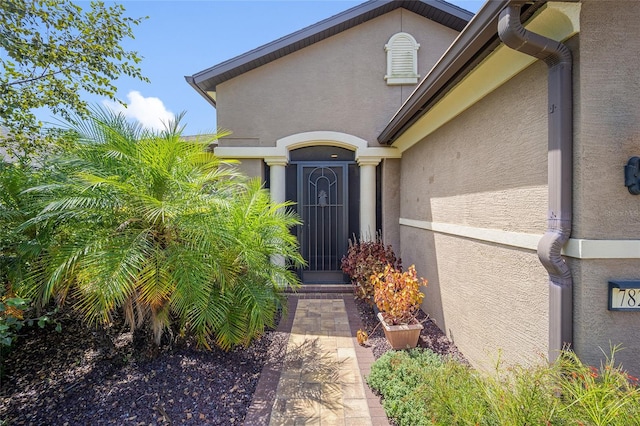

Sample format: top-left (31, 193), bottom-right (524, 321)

top-left (353, 298), bottom-right (467, 363)
top-left (0, 312), bottom-right (282, 425)
top-left (0, 296), bottom-right (464, 425)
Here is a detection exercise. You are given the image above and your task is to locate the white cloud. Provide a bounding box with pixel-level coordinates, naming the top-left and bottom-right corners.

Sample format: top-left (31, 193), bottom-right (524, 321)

top-left (103, 91), bottom-right (174, 131)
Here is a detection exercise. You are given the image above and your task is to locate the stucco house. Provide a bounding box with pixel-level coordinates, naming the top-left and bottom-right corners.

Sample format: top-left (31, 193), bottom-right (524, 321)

top-left (187, 0), bottom-right (640, 375)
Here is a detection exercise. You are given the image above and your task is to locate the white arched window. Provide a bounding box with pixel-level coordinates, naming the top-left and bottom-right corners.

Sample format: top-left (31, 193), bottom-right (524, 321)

top-left (384, 32), bottom-right (420, 85)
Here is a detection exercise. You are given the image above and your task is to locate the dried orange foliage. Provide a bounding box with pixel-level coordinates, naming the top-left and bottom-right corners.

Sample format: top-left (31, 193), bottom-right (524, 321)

top-left (372, 264), bottom-right (426, 325)
top-left (356, 329), bottom-right (369, 345)
top-left (1, 291), bottom-right (24, 320)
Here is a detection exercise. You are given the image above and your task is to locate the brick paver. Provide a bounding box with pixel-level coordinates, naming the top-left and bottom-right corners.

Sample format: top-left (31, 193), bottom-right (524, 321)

top-left (245, 293), bottom-right (390, 426)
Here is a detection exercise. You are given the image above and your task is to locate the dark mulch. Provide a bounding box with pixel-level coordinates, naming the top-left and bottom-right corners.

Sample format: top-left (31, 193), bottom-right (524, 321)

top-left (0, 312), bottom-right (284, 425)
top-left (0, 295), bottom-right (465, 426)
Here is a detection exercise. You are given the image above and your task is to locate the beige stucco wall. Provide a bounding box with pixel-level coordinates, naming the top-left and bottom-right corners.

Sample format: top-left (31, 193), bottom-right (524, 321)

top-left (233, 158), bottom-right (263, 181)
top-left (570, 0), bottom-right (640, 374)
top-left (401, 229), bottom-right (550, 370)
top-left (572, 259), bottom-right (640, 373)
top-left (573, 0), bottom-right (640, 239)
top-left (397, 0), bottom-right (640, 375)
top-left (215, 9), bottom-right (459, 150)
top-left (399, 61), bottom-right (550, 369)
top-left (381, 158), bottom-right (401, 251)
top-left (400, 59), bottom-right (548, 232)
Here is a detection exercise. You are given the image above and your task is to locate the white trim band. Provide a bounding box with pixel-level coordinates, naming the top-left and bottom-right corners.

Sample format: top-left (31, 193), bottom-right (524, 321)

top-left (399, 218), bottom-right (540, 250)
top-left (399, 218), bottom-right (640, 260)
top-left (564, 239), bottom-right (640, 260)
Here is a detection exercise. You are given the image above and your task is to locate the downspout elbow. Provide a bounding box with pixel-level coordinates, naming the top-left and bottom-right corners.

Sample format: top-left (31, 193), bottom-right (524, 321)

top-left (498, 5), bottom-right (572, 67)
top-left (538, 225), bottom-right (572, 285)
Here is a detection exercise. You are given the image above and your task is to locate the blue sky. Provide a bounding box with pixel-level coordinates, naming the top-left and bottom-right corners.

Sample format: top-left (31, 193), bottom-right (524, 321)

top-left (69, 0), bottom-right (484, 135)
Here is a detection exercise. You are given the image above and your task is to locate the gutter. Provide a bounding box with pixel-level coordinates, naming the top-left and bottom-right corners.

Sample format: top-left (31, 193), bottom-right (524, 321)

top-left (498, 3), bottom-right (573, 362)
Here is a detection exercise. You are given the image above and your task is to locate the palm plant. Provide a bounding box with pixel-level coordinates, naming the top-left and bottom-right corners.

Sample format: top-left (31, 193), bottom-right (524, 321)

top-left (20, 109), bottom-right (303, 349)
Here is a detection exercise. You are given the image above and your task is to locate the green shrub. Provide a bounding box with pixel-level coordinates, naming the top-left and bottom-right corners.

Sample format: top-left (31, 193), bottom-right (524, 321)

top-left (367, 349), bottom-right (444, 395)
top-left (478, 357), bottom-right (561, 425)
top-left (0, 161), bottom-right (63, 376)
top-left (555, 347), bottom-right (640, 425)
top-left (369, 350), bottom-right (522, 425)
top-left (367, 347), bottom-right (640, 426)
top-left (368, 349), bottom-right (488, 425)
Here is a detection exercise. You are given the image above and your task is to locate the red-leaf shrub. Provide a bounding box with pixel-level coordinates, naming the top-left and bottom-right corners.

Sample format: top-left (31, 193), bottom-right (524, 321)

top-left (340, 234), bottom-right (401, 305)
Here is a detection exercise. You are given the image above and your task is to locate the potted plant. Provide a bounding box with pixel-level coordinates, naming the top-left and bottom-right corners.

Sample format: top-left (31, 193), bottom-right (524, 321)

top-left (371, 264), bottom-right (426, 349)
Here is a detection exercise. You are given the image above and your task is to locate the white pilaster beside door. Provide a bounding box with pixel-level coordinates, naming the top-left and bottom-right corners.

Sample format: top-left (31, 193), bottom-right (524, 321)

top-left (357, 158), bottom-right (380, 241)
top-left (265, 157), bottom-right (288, 266)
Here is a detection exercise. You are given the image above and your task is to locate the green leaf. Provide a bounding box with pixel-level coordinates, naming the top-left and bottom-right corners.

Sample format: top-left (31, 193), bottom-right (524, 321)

top-left (6, 297), bottom-right (29, 309)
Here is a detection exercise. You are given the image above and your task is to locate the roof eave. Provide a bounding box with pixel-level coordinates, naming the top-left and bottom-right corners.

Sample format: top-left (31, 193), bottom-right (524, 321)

top-left (186, 0), bottom-right (473, 94)
top-left (378, 0), bottom-right (519, 145)
top-left (185, 75), bottom-right (217, 108)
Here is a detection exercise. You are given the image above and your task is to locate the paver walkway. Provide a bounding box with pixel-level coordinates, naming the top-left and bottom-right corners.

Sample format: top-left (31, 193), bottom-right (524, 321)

top-left (245, 293), bottom-right (390, 426)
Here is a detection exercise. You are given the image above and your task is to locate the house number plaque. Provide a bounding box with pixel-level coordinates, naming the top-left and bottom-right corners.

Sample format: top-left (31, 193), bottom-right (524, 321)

top-left (608, 280), bottom-right (640, 311)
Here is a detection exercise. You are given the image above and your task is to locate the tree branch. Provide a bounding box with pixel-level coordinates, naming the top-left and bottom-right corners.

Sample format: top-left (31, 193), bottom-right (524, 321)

top-left (7, 65), bottom-right (76, 87)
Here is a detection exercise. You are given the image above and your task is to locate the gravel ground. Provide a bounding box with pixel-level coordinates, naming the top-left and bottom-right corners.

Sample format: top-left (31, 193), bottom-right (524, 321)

top-left (1, 296), bottom-right (465, 425)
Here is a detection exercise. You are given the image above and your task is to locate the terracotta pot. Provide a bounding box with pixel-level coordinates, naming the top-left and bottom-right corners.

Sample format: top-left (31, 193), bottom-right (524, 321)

top-left (377, 313), bottom-right (423, 349)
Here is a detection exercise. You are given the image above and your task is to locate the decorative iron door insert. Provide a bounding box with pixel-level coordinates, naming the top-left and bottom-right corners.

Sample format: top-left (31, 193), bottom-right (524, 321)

top-left (297, 163), bottom-right (349, 282)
